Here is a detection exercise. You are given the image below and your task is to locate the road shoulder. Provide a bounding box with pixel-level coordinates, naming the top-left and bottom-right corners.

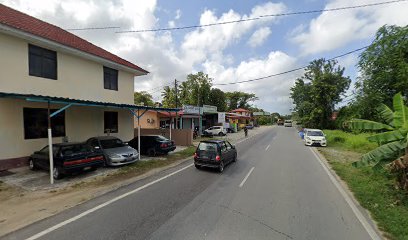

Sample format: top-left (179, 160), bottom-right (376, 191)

top-left (310, 147), bottom-right (383, 240)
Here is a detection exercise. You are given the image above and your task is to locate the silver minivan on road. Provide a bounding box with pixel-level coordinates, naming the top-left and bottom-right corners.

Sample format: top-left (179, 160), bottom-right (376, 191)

top-left (284, 120), bottom-right (293, 127)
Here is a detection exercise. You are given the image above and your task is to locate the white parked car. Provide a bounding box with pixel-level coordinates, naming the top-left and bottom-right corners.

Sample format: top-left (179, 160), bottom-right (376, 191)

top-left (304, 129), bottom-right (327, 147)
top-left (204, 126), bottom-right (227, 136)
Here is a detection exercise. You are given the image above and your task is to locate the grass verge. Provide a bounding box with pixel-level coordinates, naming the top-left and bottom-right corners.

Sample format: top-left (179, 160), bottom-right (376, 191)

top-left (319, 130), bottom-right (408, 240)
top-left (323, 130), bottom-right (378, 153)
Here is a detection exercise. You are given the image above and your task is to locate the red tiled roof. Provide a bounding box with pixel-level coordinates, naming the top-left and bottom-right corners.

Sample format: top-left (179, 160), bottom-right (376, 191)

top-left (0, 4), bottom-right (148, 74)
top-left (231, 108), bottom-right (250, 112)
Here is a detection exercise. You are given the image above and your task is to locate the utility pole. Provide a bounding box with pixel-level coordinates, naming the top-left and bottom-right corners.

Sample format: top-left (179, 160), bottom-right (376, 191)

top-left (175, 79), bottom-right (178, 129)
top-left (174, 79), bottom-right (178, 108)
top-left (197, 87), bottom-right (202, 137)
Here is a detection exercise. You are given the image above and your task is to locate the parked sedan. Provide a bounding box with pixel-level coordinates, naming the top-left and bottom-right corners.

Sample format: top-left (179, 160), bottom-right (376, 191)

top-left (29, 143), bottom-right (104, 179)
top-left (86, 136), bottom-right (139, 166)
top-left (128, 135), bottom-right (176, 156)
top-left (194, 140), bottom-right (237, 173)
top-left (304, 129), bottom-right (327, 147)
top-left (204, 126), bottom-right (227, 136)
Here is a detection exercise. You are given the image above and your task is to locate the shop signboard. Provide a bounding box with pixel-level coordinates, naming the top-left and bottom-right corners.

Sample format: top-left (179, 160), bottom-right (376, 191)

top-left (217, 112), bottom-right (226, 123)
top-left (203, 105), bottom-right (217, 113)
top-left (183, 105), bottom-right (201, 115)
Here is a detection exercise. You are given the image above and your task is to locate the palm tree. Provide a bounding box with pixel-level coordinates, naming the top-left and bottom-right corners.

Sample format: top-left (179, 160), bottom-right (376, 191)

top-left (349, 93), bottom-right (408, 167)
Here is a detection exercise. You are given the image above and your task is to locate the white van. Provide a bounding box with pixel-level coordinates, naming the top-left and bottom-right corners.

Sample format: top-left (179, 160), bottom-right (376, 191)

top-left (284, 120), bottom-right (292, 127)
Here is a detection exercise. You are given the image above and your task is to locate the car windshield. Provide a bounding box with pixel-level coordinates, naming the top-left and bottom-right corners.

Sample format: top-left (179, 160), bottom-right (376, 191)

top-left (100, 139), bottom-right (125, 149)
top-left (60, 144), bottom-right (89, 156)
top-left (197, 142), bottom-right (218, 152)
top-left (155, 135), bottom-right (168, 141)
top-left (308, 131), bottom-right (324, 136)
top-left (285, 120), bottom-right (292, 123)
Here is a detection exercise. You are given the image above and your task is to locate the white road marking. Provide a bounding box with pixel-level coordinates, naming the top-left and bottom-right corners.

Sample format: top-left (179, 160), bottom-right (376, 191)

top-left (265, 144), bottom-right (270, 151)
top-left (309, 148), bottom-right (381, 240)
top-left (239, 167), bottom-right (255, 188)
top-left (25, 163), bottom-right (194, 240)
top-left (26, 128), bottom-right (272, 239)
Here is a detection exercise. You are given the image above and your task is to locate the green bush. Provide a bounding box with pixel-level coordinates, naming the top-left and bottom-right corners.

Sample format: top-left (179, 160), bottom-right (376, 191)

top-left (324, 130), bottom-right (377, 153)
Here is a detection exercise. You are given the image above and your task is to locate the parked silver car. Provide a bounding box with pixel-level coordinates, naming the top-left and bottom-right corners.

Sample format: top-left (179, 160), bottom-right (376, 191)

top-left (86, 136), bottom-right (139, 166)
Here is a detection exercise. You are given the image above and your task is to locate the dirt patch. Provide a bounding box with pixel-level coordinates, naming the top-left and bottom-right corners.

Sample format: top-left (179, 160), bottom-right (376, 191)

top-left (317, 147), bottom-right (362, 163)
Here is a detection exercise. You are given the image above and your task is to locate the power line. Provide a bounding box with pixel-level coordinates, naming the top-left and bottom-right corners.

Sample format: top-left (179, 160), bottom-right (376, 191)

top-left (213, 46), bottom-right (369, 86)
top-left (144, 80), bottom-right (176, 94)
top-left (114, 0), bottom-right (407, 33)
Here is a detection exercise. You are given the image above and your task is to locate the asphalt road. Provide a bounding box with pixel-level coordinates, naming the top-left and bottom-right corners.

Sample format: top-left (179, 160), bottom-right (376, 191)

top-left (3, 127), bottom-right (377, 240)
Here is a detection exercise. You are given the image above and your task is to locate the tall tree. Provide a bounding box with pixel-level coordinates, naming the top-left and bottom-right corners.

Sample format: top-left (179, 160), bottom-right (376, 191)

top-left (161, 86), bottom-right (176, 108)
top-left (208, 88), bottom-right (227, 112)
top-left (187, 72), bottom-right (212, 106)
top-left (225, 91), bottom-right (258, 110)
top-left (355, 25), bottom-right (408, 120)
top-left (290, 59), bottom-right (351, 129)
top-left (134, 91), bottom-right (154, 106)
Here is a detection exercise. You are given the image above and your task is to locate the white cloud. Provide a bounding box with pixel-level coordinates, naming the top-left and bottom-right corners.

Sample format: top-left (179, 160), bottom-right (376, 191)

top-left (168, 20), bottom-right (175, 28)
top-left (181, 2), bottom-right (286, 65)
top-left (2, 0), bottom-right (295, 112)
top-left (291, 0), bottom-right (408, 55)
top-left (203, 51), bottom-right (301, 113)
top-left (247, 27), bottom-right (271, 47)
top-left (175, 9), bottom-right (181, 20)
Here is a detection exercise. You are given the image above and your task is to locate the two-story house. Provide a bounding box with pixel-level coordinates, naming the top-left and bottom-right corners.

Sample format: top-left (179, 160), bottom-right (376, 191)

top-left (0, 4), bottom-right (150, 170)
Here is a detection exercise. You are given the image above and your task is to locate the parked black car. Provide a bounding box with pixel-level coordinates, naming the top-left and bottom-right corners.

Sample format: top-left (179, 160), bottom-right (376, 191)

top-left (29, 143), bottom-right (104, 179)
top-left (128, 135), bottom-right (176, 156)
top-left (194, 140), bottom-right (237, 173)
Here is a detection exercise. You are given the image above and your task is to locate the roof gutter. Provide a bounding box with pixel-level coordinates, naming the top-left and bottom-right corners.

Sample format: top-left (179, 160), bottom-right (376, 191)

top-left (0, 23), bottom-right (148, 76)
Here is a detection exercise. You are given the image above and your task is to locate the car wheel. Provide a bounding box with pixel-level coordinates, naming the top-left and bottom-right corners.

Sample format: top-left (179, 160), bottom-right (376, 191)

top-left (218, 161), bottom-right (224, 173)
top-left (147, 148), bottom-right (156, 157)
top-left (28, 158), bottom-right (38, 170)
top-left (53, 167), bottom-right (63, 180)
top-left (218, 132), bottom-right (223, 136)
top-left (90, 166), bottom-right (98, 171)
top-left (195, 164), bottom-right (201, 169)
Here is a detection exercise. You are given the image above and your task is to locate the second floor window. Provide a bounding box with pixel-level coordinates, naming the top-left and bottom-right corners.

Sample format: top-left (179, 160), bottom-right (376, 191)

top-left (104, 66), bottom-right (118, 91)
top-left (28, 44), bottom-right (57, 80)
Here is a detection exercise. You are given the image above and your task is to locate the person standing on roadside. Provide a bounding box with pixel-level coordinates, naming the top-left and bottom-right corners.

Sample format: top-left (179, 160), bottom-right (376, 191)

top-left (244, 126), bottom-right (248, 137)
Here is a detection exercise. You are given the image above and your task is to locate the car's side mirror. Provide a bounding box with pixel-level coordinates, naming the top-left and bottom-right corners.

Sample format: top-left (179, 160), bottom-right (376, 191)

top-left (231, 145), bottom-right (236, 149)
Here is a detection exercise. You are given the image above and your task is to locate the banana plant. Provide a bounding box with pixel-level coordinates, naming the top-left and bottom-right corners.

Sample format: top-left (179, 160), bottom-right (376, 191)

top-left (348, 93), bottom-right (408, 167)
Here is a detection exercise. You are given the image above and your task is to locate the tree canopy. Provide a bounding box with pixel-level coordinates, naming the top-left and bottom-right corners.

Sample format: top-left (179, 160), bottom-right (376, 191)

top-left (355, 25), bottom-right (408, 120)
top-left (160, 72), bottom-right (258, 111)
top-left (134, 91), bottom-right (154, 106)
top-left (290, 58), bottom-right (351, 129)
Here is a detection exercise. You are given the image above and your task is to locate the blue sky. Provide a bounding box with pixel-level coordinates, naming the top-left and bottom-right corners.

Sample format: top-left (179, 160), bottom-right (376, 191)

top-left (3, 0), bottom-right (408, 113)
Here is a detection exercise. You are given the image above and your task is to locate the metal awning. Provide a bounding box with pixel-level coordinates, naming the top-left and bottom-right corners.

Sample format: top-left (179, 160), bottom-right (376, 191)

top-left (0, 92), bottom-right (180, 112)
top-left (0, 92), bottom-right (181, 184)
